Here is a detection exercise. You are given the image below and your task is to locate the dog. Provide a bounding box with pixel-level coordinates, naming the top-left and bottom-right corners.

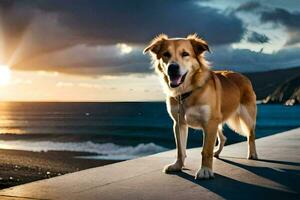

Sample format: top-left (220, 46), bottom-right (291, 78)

top-left (143, 34), bottom-right (258, 179)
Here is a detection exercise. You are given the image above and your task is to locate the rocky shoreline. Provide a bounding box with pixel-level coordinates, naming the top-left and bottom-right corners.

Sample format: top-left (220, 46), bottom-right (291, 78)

top-left (263, 75), bottom-right (300, 106)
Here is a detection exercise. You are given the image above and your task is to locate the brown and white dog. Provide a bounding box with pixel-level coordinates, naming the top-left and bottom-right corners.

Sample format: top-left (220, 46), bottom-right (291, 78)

top-left (143, 34), bottom-right (258, 179)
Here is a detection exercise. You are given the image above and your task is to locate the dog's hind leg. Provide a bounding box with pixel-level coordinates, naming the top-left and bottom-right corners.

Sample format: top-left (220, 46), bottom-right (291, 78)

top-left (214, 124), bottom-right (227, 158)
top-left (227, 104), bottom-right (258, 159)
top-left (247, 127), bottom-right (257, 159)
top-left (240, 103), bottom-right (258, 160)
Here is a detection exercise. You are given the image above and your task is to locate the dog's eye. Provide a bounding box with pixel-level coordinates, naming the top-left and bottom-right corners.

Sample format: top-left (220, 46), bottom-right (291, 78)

top-left (162, 51), bottom-right (171, 58)
top-left (182, 51), bottom-right (189, 57)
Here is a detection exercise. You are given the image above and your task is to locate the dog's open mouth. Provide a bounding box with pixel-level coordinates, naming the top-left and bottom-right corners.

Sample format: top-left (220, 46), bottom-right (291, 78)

top-left (170, 72), bottom-right (188, 88)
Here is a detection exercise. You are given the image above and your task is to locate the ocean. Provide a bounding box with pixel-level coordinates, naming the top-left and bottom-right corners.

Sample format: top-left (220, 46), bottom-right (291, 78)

top-left (0, 102), bottom-right (299, 160)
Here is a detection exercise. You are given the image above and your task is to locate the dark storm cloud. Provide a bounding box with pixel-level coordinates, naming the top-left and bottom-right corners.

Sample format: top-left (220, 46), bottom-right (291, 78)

top-left (30, 0), bottom-right (245, 45)
top-left (1, 0), bottom-right (300, 76)
top-left (260, 8), bottom-right (300, 30)
top-left (247, 32), bottom-right (269, 43)
top-left (236, 1), bottom-right (261, 12)
top-left (260, 8), bottom-right (300, 45)
top-left (0, 0), bottom-right (247, 75)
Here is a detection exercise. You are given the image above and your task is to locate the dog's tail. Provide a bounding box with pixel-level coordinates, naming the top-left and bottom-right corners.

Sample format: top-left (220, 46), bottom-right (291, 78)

top-left (226, 103), bottom-right (256, 137)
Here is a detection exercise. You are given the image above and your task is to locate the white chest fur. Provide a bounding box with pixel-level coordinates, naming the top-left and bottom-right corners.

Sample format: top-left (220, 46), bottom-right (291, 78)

top-left (184, 105), bottom-right (211, 128)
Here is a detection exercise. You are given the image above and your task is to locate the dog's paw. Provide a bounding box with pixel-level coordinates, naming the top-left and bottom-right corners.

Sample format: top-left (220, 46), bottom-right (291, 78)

top-left (214, 137), bottom-right (227, 158)
top-left (195, 167), bottom-right (214, 179)
top-left (247, 152), bottom-right (258, 160)
top-left (163, 161), bottom-right (183, 173)
top-left (213, 150), bottom-right (221, 158)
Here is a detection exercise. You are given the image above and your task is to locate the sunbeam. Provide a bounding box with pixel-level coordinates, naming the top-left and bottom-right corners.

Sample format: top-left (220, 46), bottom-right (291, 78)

top-left (6, 19), bottom-right (34, 68)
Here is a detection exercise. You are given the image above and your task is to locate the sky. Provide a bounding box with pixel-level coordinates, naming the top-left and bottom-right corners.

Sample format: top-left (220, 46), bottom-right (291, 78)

top-left (0, 0), bottom-right (300, 101)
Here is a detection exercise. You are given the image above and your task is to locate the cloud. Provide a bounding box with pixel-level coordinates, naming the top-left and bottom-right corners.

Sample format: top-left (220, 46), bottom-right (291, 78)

top-left (78, 83), bottom-right (101, 89)
top-left (208, 45), bottom-right (300, 72)
top-left (247, 32), bottom-right (270, 43)
top-left (260, 8), bottom-right (300, 29)
top-left (0, 0), bottom-right (35, 60)
top-left (1, 0), bottom-right (300, 76)
top-left (1, 0), bottom-right (246, 75)
top-left (116, 43), bottom-right (133, 55)
top-left (0, 1), bottom-right (77, 66)
top-left (260, 8), bottom-right (300, 45)
top-left (56, 82), bottom-right (74, 87)
top-left (235, 3), bottom-right (300, 47)
top-left (11, 78), bottom-right (32, 85)
top-left (236, 1), bottom-right (261, 12)
top-left (13, 44), bottom-right (151, 76)
top-left (30, 0), bottom-right (245, 45)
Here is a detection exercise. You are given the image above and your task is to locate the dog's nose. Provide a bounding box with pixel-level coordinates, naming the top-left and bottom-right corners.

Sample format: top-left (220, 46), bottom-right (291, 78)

top-left (168, 63), bottom-right (180, 77)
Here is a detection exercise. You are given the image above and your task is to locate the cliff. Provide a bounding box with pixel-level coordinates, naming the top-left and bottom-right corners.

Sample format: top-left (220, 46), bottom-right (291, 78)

top-left (263, 75), bottom-right (300, 105)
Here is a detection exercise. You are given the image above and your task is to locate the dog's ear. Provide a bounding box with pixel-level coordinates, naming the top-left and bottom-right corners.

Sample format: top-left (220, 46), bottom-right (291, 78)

top-left (143, 34), bottom-right (168, 55)
top-left (187, 33), bottom-right (210, 55)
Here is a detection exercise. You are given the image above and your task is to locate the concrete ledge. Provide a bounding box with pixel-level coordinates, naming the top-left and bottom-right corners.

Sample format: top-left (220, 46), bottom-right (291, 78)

top-left (1, 128), bottom-right (300, 200)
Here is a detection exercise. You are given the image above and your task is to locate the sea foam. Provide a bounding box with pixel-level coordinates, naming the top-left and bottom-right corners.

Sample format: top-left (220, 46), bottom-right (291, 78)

top-left (0, 140), bottom-right (168, 160)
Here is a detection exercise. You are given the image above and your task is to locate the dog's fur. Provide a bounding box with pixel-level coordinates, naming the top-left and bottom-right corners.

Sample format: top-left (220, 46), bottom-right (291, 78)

top-left (144, 34), bottom-right (258, 179)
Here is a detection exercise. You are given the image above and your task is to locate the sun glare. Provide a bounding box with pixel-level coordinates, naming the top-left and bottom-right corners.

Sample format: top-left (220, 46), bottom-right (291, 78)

top-left (0, 64), bottom-right (11, 85)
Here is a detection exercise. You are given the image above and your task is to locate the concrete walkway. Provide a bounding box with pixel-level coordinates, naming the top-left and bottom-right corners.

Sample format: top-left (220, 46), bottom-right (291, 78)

top-left (0, 128), bottom-right (300, 200)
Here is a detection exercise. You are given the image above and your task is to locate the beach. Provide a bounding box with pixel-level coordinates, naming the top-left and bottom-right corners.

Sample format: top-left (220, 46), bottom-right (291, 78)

top-left (0, 149), bottom-right (120, 189)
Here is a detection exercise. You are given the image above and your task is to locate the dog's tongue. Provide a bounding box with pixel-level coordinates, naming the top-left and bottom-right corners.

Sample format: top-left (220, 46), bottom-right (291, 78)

top-left (171, 75), bottom-right (183, 86)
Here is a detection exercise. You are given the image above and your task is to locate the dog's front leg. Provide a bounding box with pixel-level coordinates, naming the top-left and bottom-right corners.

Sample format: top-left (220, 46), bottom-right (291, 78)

top-left (163, 121), bottom-right (188, 173)
top-left (195, 121), bottom-right (218, 179)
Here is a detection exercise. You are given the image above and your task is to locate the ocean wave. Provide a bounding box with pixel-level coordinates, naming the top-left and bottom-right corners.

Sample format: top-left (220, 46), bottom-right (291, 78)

top-left (0, 140), bottom-right (168, 160)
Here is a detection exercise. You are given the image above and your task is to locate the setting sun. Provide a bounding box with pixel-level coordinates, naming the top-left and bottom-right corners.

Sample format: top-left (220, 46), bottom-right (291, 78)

top-left (0, 64), bottom-right (11, 85)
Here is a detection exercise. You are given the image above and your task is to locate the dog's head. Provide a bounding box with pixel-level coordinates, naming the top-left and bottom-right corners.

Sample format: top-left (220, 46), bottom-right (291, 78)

top-left (143, 34), bottom-right (210, 95)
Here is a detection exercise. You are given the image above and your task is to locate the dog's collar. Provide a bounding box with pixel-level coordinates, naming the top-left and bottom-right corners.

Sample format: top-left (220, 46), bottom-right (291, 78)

top-left (175, 88), bottom-right (199, 104)
top-left (177, 90), bottom-right (193, 102)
